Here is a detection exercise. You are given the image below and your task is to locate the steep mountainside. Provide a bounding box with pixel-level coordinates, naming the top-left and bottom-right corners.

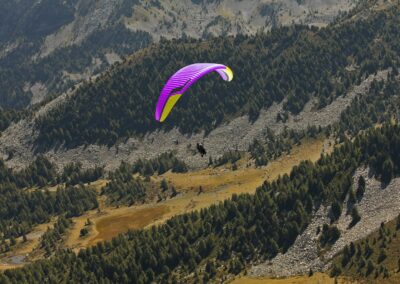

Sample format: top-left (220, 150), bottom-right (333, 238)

top-left (34, 3), bottom-right (400, 147)
top-left (0, 1), bottom-right (398, 172)
top-left (1, 120), bottom-right (399, 283)
top-left (0, 1), bottom-right (399, 283)
top-left (123, 0), bottom-right (355, 40)
top-left (331, 215), bottom-right (400, 281)
top-left (0, 0), bottom-right (355, 108)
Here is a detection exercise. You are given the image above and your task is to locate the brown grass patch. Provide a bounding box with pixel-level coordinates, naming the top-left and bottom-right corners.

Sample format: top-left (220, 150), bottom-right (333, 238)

top-left (149, 137), bottom-right (328, 227)
top-left (93, 205), bottom-right (169, 243)
top-left (63, 205), bottom-right (170, 251)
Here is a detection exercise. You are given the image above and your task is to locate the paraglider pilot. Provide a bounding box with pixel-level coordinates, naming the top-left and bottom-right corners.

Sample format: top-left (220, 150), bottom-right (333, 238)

top-left (196, 143), bottom-right (207, 157)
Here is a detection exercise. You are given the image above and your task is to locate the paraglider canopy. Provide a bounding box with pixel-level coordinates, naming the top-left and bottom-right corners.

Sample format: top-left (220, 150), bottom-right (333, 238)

top-left (155, 63), bottom-right (233, 122)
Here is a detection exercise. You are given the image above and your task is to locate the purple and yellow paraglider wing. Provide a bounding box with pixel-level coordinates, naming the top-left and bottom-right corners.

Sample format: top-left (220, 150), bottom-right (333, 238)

top-left (155, 63), bottom-right (233, 122)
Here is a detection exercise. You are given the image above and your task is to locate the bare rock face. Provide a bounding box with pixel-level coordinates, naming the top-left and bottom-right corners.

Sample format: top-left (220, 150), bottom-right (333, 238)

top-left (250, 206), bottom-right (329, 278)
top-left (37, 0), bottom-right (355, 59)
top-left (27, 82), bottom-right (48, 106)
top-left (323, 167), bottom-right (400, 269)
top-left (249, 166), bottom-right (400, 278)
top-left (38, 0), bottom-right (119, 58)
top-left (34, 0), bottom-right (355, 70)
top-left (125, 0), bottom-right (354, 41)
top-left (0, 70), bottom-right (389, 172)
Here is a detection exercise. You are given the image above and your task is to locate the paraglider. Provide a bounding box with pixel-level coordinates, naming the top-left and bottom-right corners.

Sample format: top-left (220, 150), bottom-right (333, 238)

top-left (155, 63), bottom-right (233, 122)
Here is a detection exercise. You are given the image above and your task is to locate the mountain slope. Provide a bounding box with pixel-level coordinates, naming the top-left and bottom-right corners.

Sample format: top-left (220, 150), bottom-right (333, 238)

top-left (331, 215), bottom-right (400, 282)
top-left (1, 120), bottom-right (399, 283)
top-left (33, 4), bottom-right (399, 148)
top-left (0, 2), bottom-right (397, 173)
top-left (123, 0), bottom-right (355, 40)
top-left (0, 0), bottom-right (354, 108)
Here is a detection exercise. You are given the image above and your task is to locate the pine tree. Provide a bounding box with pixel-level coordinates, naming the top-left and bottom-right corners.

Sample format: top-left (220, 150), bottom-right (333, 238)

top-left (22, 233), bottom-right (27, 243)
top-left (349, 206), bottom-right (361, 228)
top-left (366, 260), bottom-right (375, 276)
top-left (10, 236), bottom-right (16, 246)
top-left (381, 159), bottom-right (394, 184)
top-left (161, 179), bottom-right (168, 192)
top-left (356, 176), bottom-right (366, 200)
top-left (397, 257), bottom-right (400, 272)
top-left (308, 268), bottom-right (313, 277)
top-left (80, 228), bottom-right (89, 237)
top-left (377, 249), bottom-right (387, 263)
top-left (330, 201), bottom-right (342, 222)
top-left (348, 189), bottom-right (356, 204)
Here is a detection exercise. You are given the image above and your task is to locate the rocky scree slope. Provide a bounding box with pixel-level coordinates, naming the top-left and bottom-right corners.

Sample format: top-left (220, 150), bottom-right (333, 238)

top-left (250, 166), bottom-right (400, 278)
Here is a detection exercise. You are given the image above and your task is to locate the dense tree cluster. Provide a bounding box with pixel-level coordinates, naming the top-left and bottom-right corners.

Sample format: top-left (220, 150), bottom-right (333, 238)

top-left (0, 156), bottom-right (102, 242)
top-left (132, 152), bottom-right (188, 176)
top-left (0, 184), bottom-right (97, 240)
top-left (0, 108), bottom-right (28, 132)
top-left (101, 162), bottom-right (147, 206)
top-left (111, 0), bottom-right (140, 19)
top-left (248, 128), bottom-right (303, 167)
top-left (61, 162), bottom-right (104, 187)
top-left (357, 124), bottom-right (400, 184)
top-left (0, 0), bottom-right (76, 42)
top-left (0, 157), bottom-right (103, 189)
top-left (248, 125), bottom-right (325, 168)
top-left (34, 6), bottom-right (400, 148)
top-left (0, 0), bottom-right (76, 108)
top-left (101, 153), bottom-right (187, 205)
top-left (319, 224), bottom-right (341, 247)
top-left (338, 72), bottom-right (400, 138)
top-left (213, 150), bottom-right (243, 167)
top-left (0, 156), bottom-right (58, 188)
top-left (40, 216), bottom-right (72, 256)
top-left (3, 120), bottom-right (400, 282)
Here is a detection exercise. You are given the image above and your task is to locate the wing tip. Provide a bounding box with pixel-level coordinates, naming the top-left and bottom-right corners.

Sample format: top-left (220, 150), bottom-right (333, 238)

top-left (225, 66), bottom-right (234, 81)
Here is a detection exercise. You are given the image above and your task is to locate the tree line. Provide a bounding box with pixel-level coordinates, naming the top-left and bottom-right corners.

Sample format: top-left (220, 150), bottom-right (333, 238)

top-left (337, 70), bottom-right (400, 139)
top-left (0, 157), bottom-right (103, 189)
top-left (0, 156), bottom-right (101, 242)
top-left (101, 152), bottom-right (187, 206)
top-left (0, 184), bottom-right (98, 241)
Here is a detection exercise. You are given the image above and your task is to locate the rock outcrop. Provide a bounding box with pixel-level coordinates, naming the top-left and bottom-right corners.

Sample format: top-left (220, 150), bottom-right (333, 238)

top-left (249, 166), bottom-right (400, 277)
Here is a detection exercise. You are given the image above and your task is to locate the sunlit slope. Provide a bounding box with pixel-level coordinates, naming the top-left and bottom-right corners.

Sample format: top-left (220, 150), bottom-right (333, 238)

top-left (63, 137), bottom-right (327, 250)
